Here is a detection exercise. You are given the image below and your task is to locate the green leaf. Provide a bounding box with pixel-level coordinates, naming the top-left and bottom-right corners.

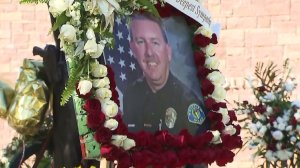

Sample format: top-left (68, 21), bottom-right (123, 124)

top-left (50, 14), bottom-right (69, 33)
top-left (137, 0), bottom-right (160, 17)
top-left (19, 0), bottom-right (48, 3)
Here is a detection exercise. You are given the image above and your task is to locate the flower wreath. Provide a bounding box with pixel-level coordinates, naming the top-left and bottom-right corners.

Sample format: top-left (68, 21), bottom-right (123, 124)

top-left (28, 0), bottom-right (242, 167)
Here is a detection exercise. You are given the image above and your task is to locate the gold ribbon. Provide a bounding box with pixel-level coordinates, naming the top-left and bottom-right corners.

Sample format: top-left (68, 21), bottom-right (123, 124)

top-left (0, 81), bottom-right (14, 118)
top-left (7, 59), bottom-right (49, 136)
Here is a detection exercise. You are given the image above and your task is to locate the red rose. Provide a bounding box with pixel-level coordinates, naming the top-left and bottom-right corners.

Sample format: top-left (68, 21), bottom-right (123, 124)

top-left (215, 149), bottom-right (234, 166)
top-left (117, 152), bottom-right (132, 168)
top-left (83, 98), bottom-right (101, 115)
top-left (107, 65), bottom-right (117, 90)
top-left (290, 116), bottom-right (298, 127)
top-left (75, 82), bottom-right (92, 99)
top-left (211, 121), bottom-right (225, 131)
top-left (94, 127), bottom-right (112, 144)
top-left (111, 89), bottom-right (120, 107)
top-left (205, 97), bottom-right (217, 110)
top-left (131, 131), bottom-right (152, 147)
top-left (132, 151), bottom-right (153, 168)
top-left (155, 3), bottom-right (180, 17)
top-left (211, 33), bottom-right (218, 44)
top-left (193, 34), bottom-right (211, 48)
top-left (87, 112), bottom-right (106, 130)
top-left (207, 112), bottom-right (223, 123)
top-left (221, 134), bottom-right (243, 150)
top-left (190, 132), bottom-right (213, 149)
top-left (194, 50), bottom-right (206, 66)
top-left (228, 110), bottom-right (237, 122)
top-left (254, 104), bottom-right (266, 114)
top-left (100, 144), bottom-right (125, 161)
top-left (161, 151), bottom-right (178, 167)
top-left (197, 66), bottom-right (211, 80)
top-left (201, 79), bottom-right (215, 96)
top-left (234, 125), bottom-right (241, 135)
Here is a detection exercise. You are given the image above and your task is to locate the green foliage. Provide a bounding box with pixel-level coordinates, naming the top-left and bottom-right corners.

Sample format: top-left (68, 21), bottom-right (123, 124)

top-left (50, 13), bottom-right (70, 32)
top-left (20, 0), bottom-right (48, 4)
top-left (60, 58), bottom-right (85, 106)
top-left (137, 0), bottom-right (160, 17)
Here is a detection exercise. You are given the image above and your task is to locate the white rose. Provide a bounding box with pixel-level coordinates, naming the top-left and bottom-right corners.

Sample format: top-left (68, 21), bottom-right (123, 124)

top-left (91, 62), bottom-right (108, 78)
top-left (284, 81), bottom-right (295, 92)
top-left (296, 142), bottom-right (300, 148)
top-left (276, 143), bottom-right (282, 150)
top-left (102, 100), bottom-right (118, 117)
top-left (266, 106), bottom-right (273, 116)
top-left (265, 150), bottom-right (277, 162)
top-left (272, 130), bottom-right (284, 140)
top-left (219, 108), bottom-right (230, 124)
top-left (297, 125), bottom-right (300, 133)
top-left (205, 56), bottom-right (219, 69)
top-left (277, 122), bottom-right (286, 131)
top-left (123, 138), bottom-right (136, 150)
top-left (257, 126), bottom-right (267, 137)
top-left (290, 136), bottom-right (297, 142)
top-left (93, 77), bottom-right (110, 88)
top-left (95, 87), bottom-right (112, 100)
top-left (286, 125), bottom-right (293, 131)
top-left (49, 0), bottom-right (74, 17)
top-left (205, 44), bottom-right (216, 56)
top-left (84, 39), bottom-right (97, 54)
top-left (263, 92), bottom-right (276, 102)
top-left (294, 112), bottom-right (300, 122)
top-left (194, 26), bottom-right (213, 38)
top-left (86, 28), bottom-right (96, 40)
top-left (97, 0), bottom-right (120, 17)
top-left (104, 119), bottom-right (118, 130)
top-left (211, 86), bottom-right (226, 102)
top-left (211, 130), bottom-right (222, 144)
top-left (207, 71), bottom-right (225, 86)
top-left (276, 150), bottom-right (293, 161)
top-left (77, 80), bottom-right (92, 95)
top-left (248, 123), bottom-right (258, 134)
top-left (111, 135), bottom-right (136, 150)
top-left (223, 125), bottom-right (236, 135)
top-left (59, 24), bottom-right (77, 43)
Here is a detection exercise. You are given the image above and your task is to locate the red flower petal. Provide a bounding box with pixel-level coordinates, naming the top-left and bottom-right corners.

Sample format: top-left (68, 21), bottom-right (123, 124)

top-left (83, 98), bottom-right (102, 115)
top-left (228, 110), bottom-right (237, 122)
top-left (95, 127), bottom-right (112, 144)
top-left (193, 34), bottom-right (211, 48)
top-left (201, 79), bottom-right (215, 96)
top-left (197, 66), bottom-right (211, 80)
top-left (194, 50), bottom-right (206, 66)
top-left (87, 112), bottom-right (106, 130)
top-left (211, 33), bottom-right (218, 44)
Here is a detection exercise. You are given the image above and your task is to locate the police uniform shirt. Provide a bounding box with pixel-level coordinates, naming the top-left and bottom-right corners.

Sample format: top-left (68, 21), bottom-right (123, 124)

top-left (123, 72), bottom-right (209, 135)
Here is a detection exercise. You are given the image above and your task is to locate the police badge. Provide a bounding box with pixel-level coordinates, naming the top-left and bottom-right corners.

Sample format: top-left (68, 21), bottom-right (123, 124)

top-left (165, 107), bottom-right (177, 129)
top-left (187, 103), bottom-right (205, 125)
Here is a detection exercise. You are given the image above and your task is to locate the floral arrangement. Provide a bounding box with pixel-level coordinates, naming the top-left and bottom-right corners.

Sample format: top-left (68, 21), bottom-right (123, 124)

top-left (236, 60), bottom-right (300, 167)
top-left (19, 0), bottom-right (242, 167)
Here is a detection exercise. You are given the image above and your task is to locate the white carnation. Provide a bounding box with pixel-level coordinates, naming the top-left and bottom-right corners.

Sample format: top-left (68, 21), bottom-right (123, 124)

top-left (263, 92), bottom-right (276, 102)
top-left (248, 123), bottom-right (258, 134)
top-left (86, 28), bottom-right (96, 40)
top-left (284, 81), bottom-right (295, 92)
top-left (123, 138), bottom-right (136, 150)
top-left (77, 80), bottom-right (92, 95)
top-left (104, 119), bottom-right (118, 130)
top-left (205, 44), bottom-right (216, 57)
top-left (290, 136), bottom-right (297, 142)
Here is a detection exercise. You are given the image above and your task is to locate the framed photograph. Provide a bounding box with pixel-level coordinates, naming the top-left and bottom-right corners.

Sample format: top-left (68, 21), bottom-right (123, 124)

top-left (103, 13), bottom-right (209, 135)
top-left (47, 0), bottom-right (243, 167)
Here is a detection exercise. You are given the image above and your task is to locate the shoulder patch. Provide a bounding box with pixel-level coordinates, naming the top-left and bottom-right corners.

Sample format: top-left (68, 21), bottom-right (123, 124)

top-left (187, 103), bottom-right (205, 125)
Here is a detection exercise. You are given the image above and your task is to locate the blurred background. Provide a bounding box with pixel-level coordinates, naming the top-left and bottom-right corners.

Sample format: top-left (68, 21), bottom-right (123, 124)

top-left (0, 0), bottom-right (299, 167)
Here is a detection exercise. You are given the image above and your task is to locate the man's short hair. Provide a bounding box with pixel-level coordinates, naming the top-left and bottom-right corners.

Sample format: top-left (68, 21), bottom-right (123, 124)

top-left (129, 12), bottom-right (168, 43)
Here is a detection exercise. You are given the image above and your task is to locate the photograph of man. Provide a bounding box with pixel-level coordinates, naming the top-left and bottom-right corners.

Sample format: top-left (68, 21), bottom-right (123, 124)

top-left (123, 12), bottom-right (210, 135)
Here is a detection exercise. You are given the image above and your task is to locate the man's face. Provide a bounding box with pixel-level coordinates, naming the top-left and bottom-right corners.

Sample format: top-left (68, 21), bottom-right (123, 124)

top-left (130, 19), bottom-right (171, 90)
